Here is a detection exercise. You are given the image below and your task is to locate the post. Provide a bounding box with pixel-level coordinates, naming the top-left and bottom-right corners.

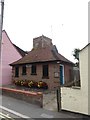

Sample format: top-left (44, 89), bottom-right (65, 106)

top-left (0, 0), bottom-right (4, 85)
top-left (0, 0), bottom-right (4, 57)
top-left (57, 86), bottom-right (61, 112)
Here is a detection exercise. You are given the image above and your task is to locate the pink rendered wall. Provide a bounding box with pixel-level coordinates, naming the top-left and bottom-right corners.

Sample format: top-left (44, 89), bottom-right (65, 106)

top-left (0, 31), bottom-right (22, 85)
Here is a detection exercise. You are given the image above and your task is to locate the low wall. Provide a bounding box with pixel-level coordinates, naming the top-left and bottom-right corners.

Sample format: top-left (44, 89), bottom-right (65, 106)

top-left (0, 87), bottom-right (43, 108)
top-left (61, 87), bottom-right (88, 115)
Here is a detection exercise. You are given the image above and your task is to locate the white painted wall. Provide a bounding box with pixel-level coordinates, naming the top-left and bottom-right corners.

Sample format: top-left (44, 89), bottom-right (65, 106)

top-left (88, 45), bottom-right (90, 115)
top-left (61, 87), bottom-right (88, 114)
top-left (61, 44), bottom-right (89, 115)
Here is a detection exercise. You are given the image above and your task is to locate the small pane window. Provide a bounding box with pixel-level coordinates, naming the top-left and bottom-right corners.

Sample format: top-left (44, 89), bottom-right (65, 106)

top-left (22, 65), bottom-right (26, 75)
top-left (42, 64), bottom-right (49, 78)
top-left (15, 66), bottom-right (19, 77)
top-left (31, 65), bottom-right (36, 75)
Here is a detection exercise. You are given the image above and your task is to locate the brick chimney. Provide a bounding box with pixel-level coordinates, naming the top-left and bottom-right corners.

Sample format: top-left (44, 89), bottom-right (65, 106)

top-left (33, 35), bottom-right (53, 49)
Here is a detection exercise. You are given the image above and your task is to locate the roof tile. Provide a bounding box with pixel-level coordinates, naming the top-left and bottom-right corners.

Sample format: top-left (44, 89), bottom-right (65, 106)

top-left (10, 46), bottom-right (74, 65)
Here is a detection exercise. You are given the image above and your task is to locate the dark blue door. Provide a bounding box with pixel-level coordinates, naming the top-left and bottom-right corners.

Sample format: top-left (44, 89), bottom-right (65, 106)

top-left (60, 65), bottom-right (64, 85)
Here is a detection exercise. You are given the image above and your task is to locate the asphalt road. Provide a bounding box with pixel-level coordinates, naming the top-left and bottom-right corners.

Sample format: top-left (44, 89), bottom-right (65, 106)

top-left (0, 95), bottom-right (89, 119)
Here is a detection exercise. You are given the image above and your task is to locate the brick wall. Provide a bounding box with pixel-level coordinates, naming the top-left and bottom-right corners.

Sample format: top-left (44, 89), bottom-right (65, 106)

top-left (64, 64), bottom-right (73, 84)
top-left (1, 87), bottom-right (43, 107)
top-left (33, 35), bottom-right (53, 49)
top-left (12, 63), bottom-right (73, 90)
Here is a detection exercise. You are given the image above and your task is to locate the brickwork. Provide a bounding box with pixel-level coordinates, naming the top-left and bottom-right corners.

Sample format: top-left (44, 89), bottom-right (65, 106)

top-left (64, 64), bottom-right (74, 84)
top-left (33, 35), bottom-right (53, 49)
top-left (12, 63), bottom-right (73, 90)
top-left (1, 87), bottom-right (43, 107)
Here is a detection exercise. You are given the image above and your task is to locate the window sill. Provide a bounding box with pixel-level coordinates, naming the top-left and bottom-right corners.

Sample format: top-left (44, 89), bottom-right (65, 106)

top-left (31, 73), bottom-right (37, 75)
top-left (72, 86), bottom-right (81, 89)
top-left (15, 76), bottom-right (19, 78)
top-left (54, 76), bottom-right (59, 78)
top-left (42, 76), bottom-right (49, 79)
top-left (22, 74), bottom-right (27, 75)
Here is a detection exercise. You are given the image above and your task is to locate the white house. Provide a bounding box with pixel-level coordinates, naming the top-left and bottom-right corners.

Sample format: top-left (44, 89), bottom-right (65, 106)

top-left (61, 43), bottom-right (90, 115)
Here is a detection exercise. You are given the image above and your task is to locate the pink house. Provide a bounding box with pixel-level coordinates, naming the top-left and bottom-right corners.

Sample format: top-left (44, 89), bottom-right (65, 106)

top-left (0, 30), bottom-right (27, 86)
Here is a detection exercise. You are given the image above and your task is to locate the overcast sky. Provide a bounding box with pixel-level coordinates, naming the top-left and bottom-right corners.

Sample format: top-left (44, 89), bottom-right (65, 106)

top-left (1, 0), bottom-right (89, 62)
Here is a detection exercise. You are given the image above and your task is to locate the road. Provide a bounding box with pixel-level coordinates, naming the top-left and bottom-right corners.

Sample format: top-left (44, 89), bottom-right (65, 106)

top-left (0, 95), bottom-right (88, 119)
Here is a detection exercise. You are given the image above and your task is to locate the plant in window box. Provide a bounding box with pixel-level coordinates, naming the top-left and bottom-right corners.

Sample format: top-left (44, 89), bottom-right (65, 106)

top-left (38, 81), bottom-right (48, 89)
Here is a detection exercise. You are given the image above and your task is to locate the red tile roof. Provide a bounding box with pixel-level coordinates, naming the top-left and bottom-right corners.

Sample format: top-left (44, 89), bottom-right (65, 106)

top-left (10, 46), bottom-right (74, 66)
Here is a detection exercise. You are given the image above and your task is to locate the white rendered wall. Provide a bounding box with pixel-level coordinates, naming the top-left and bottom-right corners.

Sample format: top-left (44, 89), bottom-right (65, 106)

top-left (61, 45), bottom-right (89, 115)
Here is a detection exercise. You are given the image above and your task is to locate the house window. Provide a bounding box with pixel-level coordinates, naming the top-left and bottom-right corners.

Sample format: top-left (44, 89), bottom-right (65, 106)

top-left (42, 64), bottom-right (49, 78)
top-left (31, 65), bottom-right (37, 75)
top-left (22, 65), bottom-right (26, 75)
top-left (15, 66), bottom-right (19, 77)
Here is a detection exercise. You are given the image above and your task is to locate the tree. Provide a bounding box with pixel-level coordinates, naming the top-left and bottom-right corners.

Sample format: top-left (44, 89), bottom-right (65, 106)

top-left (73, 48), bottom-right (80, 67)
top-left (73, 48), bottom-right (80, 61)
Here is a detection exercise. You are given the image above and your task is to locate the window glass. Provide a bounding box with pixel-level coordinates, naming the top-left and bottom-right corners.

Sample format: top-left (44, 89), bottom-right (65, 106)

top-left (15, 66), bottom-right (19, 77)
top-left (31, 65), bottom-right (36, 75)
top-left (22, 65), bottom-right (26, 75)
top-left (42, 65), bottom-right (49, 78)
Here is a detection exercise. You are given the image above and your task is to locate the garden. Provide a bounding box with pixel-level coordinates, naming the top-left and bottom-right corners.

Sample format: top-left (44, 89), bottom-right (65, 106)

top-left (13, 80), bottom-right (48, 89)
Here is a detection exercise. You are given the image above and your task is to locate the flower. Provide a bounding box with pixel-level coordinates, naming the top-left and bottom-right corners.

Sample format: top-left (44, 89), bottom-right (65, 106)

top-left (38, 81), bottom-right (48, 89)
top-left (28, 81), bottom-right (34, 87)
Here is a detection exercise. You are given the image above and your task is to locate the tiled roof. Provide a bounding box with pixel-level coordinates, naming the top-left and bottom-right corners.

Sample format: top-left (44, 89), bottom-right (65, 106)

top-left (10, 46), bottom-right (74, 66)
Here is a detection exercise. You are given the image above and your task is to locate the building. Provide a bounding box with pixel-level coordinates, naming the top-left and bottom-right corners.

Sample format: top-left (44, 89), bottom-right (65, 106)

top-left (61, 43), bottom-right (90, 115)
top-left (0, 30), bottom-right (27, 86)
top-left (10, 35), bottom-right (74, 89)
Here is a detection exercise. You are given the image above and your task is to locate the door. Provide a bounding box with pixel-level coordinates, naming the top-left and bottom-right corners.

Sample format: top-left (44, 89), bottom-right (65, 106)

top-left (60, 65), bottom-right (64, 85)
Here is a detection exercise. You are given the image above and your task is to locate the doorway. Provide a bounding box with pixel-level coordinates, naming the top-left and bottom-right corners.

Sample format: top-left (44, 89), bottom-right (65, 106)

top-left (60, 65), bottom-right (64, 85)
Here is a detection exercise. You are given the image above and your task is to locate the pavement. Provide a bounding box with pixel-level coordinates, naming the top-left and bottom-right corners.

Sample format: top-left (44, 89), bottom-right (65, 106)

top-left (42, 91), bottom-right (90, 119)
top-left (1, 85), bottom-right (90, 119)
top-left (43, 91), bottom-right (57, 111)
top-left (1, 95), bottom-right (89, 119)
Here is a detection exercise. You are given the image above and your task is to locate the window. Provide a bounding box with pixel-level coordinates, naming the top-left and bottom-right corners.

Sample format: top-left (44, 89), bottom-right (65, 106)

top-left (31, 65), bottom-right (37, 75)
top-left (22, 65), bottom-right (26, 75)
top-left (15, 66), bottom-right (19, 77)
top-left (42, 64), bottom-right (49, 78)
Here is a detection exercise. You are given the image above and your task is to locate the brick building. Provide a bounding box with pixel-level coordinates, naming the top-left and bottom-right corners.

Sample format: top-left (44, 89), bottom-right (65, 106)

top-left (10, 35), bottom-right (74, 89)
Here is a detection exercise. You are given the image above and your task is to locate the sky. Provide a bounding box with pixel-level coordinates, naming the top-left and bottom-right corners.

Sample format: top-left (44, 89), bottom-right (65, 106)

top-left (1, 0), bottom-right (89, 63)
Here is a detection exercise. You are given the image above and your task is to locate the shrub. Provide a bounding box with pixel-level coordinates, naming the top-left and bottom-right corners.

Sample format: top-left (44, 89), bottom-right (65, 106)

top-left (15, 80), bottom-right (21, 86)
top-left (21, 80), bottom-right (28, 87)
top-left (28, 81), bottom-right (34, 88)
top-left (14, 80), bottom-right (48, 89)
top-left (28, 81), bottom-right (38, 88)
top-left (38, 81), bottom-right (48, 89)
